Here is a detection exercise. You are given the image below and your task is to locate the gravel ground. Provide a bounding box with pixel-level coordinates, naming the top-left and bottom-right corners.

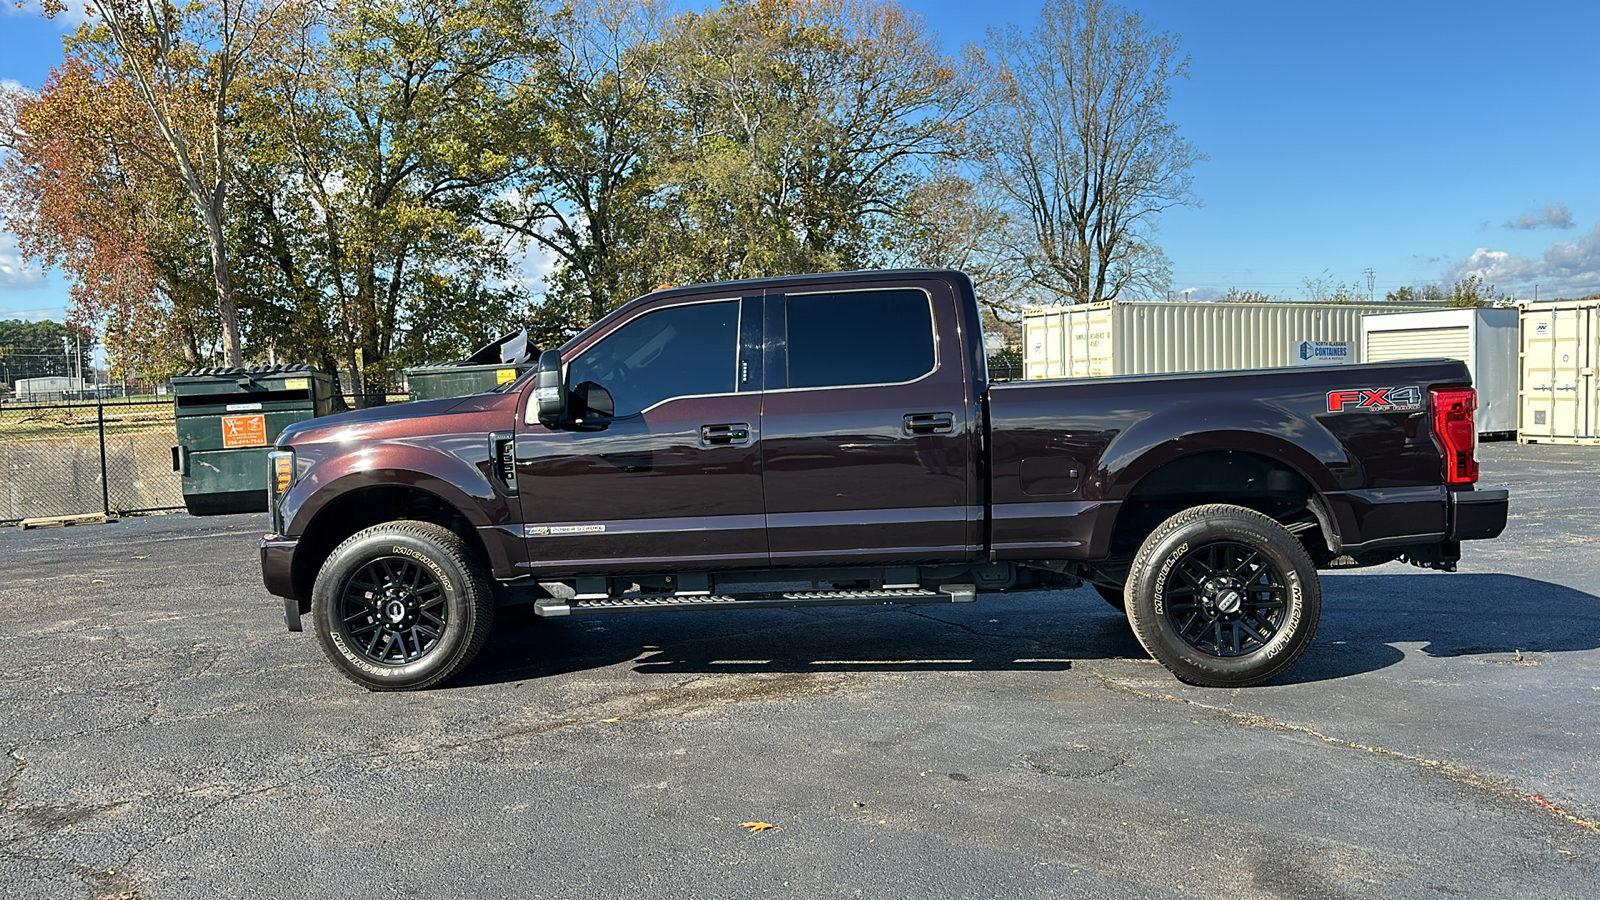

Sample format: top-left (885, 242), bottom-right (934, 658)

top-left (0, 440), bottom-right (1595, 899)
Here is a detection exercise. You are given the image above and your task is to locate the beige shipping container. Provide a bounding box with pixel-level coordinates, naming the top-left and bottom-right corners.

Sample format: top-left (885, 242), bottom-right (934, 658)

top-left (1519, 299), bottom-right (1600, 445)
top-left (1022, 300), bottom-right (1440, 380)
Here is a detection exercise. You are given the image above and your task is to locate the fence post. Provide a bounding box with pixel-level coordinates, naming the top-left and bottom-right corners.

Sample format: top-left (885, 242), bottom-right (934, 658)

top-left (98, 400), bottom-right (111, 517)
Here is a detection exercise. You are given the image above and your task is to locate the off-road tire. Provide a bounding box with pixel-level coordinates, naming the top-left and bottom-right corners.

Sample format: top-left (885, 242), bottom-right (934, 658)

top-left (311, 521), bottom-right (494, 691)
top-left (1125, 504), bottom-right (1320, 687)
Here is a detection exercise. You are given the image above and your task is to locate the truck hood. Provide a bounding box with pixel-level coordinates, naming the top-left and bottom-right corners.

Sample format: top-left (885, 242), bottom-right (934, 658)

top-left (276, 396), bottom-right (469, 446)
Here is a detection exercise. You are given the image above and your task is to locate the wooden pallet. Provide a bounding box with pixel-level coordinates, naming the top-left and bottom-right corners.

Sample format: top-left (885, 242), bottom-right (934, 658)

top-left (18, 513), bottom-right (109, 530)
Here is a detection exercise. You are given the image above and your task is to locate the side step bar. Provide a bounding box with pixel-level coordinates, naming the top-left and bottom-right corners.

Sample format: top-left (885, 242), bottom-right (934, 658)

top-left (533, 584), bottom-right (976, 618)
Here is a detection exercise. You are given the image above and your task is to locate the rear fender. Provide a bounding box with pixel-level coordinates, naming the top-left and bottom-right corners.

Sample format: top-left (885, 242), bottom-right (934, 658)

top-left (1101, 403), bottom-right (1347, 500)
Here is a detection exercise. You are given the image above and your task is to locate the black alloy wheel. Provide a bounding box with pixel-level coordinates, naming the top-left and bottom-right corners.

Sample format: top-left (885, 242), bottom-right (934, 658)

top-left (1157, 541), bottom-right (1287, 658)
top-left (340, 556), bottom-right (449, 665)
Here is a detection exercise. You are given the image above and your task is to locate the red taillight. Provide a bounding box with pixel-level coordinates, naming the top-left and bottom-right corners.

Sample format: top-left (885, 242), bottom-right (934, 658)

top-left (1430, 387), bottom-right (1478, 485)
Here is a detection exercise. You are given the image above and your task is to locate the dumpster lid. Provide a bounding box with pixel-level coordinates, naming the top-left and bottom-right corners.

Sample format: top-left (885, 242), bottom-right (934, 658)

top-left (173, 363), bottom-right (320, 378)
top-left (464, 330), bottom-right (536, 366)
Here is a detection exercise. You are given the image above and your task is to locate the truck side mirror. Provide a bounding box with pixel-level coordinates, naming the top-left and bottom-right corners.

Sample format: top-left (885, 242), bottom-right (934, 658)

top-left (534, 349), bottom-right (567, 429)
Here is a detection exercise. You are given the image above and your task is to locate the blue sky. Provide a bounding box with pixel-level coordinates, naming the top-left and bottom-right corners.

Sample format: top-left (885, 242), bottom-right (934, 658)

top-left (3, 0), bottom-right (1599, 325)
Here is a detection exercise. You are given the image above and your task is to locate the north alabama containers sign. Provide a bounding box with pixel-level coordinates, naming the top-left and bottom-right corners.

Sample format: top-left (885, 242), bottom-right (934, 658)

top-left (1291, 340), bottom-right (1353, 366)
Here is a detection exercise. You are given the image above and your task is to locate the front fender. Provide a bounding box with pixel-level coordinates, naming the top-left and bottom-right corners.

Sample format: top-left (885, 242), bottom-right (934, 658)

top-left (281, 433), bottom-right (515, 536)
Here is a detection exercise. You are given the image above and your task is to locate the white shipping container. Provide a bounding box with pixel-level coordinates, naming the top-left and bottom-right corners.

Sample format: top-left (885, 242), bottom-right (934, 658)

top-left (1361, 308), bottom-right (1519, 436)
top-left (1519, 299), bottom-right (1600, 445)
top-left (12, 376), bottom-right (86, 400)
top-left (1022, 300), bottom-right (1441, 381)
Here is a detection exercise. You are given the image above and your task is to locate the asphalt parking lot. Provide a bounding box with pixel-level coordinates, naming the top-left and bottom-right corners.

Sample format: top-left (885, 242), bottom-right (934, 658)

top-left (1, 441), bottom-right (1596, 899)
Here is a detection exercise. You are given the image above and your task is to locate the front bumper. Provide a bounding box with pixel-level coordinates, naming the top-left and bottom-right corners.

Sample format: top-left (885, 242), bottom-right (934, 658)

top-left (1447, 488), bottom-right (1509, 541)
top-left (260, 534), bottom-right (303, 631)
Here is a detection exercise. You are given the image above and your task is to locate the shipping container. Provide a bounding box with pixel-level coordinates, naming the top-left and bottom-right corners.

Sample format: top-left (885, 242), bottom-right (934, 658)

top-left (1519, 299), bottom-right (1600, 445)
top-left (1022, 300), bottom-right (1441, 380)
top-left (1361, 308), bottom-right (1519, 436)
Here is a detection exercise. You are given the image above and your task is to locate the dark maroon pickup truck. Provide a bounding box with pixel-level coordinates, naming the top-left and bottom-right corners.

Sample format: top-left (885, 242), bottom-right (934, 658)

top-left (260, 269), bottom-right (1507, 691)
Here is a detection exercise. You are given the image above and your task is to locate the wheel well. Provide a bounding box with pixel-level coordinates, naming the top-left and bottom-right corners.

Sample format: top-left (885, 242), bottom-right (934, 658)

top-left (1109, 450), bottom-right (1333, 565)
top-left (290, 486), bottom-right (491, 606)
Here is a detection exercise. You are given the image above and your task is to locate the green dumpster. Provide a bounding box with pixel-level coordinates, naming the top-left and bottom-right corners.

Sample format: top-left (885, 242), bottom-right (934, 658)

top-left (404, 329), bottom-right (536, 401)
top-left (170, 365), bottom-right (334, 515)
top-left (404, 362), bottom-right (528, 401)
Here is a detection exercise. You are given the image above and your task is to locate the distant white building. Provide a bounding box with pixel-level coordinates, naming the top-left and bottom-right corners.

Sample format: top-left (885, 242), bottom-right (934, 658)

top-left (12, 376), bottom-right (87, 402)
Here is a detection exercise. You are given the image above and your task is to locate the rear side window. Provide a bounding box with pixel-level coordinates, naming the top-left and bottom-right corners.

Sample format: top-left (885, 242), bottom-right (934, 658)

top-left (785, 289), bottom-right (935, 389)
top-left (568, 300), bottom-right (738, 415)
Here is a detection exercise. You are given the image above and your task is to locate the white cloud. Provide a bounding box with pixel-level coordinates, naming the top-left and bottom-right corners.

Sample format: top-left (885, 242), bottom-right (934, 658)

top-left (1502, 203), bottom-right (1575, 231)
top-left (507, 240), bottom-right (561, 293)
top-left (1444, 222), bottom-right (1600, 299)
top-left (0, 230), bottom-right (46, 290)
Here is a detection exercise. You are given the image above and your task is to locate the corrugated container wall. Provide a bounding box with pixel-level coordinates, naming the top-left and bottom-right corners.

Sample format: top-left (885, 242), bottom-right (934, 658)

top-left (1519, 299), bottom-right (1600, 445)
top-left (1361, 308), bottom-right (1519, 436)
top-left (1023, 301), bottom-right (1441, 381)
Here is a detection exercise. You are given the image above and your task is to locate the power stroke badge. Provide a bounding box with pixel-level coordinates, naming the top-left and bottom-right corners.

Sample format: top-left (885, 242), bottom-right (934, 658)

top-left (1325, 385), bottom-right (1424, 413)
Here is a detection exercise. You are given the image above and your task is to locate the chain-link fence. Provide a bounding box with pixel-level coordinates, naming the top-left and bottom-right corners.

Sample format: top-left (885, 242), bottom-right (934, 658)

top-left (0, 399), bottom-right (183, 523)
top-left (987, 351), bottom-right (1024, 382)
top-left (0, 393), bottom-right (416, 524)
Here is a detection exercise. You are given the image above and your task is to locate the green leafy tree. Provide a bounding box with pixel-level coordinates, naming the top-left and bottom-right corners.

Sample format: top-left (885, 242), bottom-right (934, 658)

top-left (243, 0), bottom-right (542, 401)
top-left (487, 0), bottom-right (671, 341)
top-left (654, 0), bottom-right (974, 282)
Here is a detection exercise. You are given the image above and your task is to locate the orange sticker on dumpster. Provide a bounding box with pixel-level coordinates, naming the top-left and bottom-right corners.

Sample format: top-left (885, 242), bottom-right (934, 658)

top-left (222, 414), bottom-right (268, 448)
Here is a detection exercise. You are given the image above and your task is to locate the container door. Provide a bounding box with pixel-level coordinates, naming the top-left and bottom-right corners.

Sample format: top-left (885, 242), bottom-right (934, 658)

top-left (1584, 306), bottom-right (1599, 441)
top-left (1521, 308), bottom-right (1558, 439)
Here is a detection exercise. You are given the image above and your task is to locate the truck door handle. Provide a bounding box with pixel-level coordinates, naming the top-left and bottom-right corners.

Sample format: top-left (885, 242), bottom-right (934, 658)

top-left (700, 423), bottom-right (751, 445)
top-left (904, 412), bottom-right (954, 435)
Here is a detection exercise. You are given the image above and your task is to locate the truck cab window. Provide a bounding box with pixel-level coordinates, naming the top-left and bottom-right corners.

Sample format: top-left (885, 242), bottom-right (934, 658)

top-left (786, 289), bottom-right (935, 388)
top-left (568, 300), bottom-right (738, 415)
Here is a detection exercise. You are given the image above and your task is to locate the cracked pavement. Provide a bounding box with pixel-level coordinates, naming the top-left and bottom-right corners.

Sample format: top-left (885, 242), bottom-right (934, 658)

top-left (0, 441), bottom-right (1595, 899)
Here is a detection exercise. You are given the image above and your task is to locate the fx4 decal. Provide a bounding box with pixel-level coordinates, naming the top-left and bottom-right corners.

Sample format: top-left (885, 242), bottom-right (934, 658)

top-left (1326, 386), bottom-right (1424, 413)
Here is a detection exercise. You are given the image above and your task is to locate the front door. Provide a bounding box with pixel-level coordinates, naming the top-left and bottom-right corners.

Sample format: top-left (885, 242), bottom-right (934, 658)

top-left (514, 296), bottom-right (766, 576)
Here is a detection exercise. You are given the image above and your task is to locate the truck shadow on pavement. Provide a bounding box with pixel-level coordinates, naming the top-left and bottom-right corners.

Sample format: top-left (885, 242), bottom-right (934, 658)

top-left (461, 574), bottom-right (1597, 687)
top-left (1275, 572), bottom-right (1600, 684)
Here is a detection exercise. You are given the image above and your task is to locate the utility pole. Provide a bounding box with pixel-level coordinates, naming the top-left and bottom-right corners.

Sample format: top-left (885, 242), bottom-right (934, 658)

top-left (1364, 268), bottom-right (1375, 302)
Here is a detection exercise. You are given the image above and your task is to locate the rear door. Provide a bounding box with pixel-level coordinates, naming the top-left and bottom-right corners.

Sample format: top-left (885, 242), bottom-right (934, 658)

top-left (759, 279), bottom-right (978, 565)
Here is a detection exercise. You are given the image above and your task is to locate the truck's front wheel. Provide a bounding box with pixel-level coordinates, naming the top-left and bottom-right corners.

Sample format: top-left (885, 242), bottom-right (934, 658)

top-left (311, 521), bottom-right (494, 691)
top-left (1125, 504), bottom-right (1320, 687)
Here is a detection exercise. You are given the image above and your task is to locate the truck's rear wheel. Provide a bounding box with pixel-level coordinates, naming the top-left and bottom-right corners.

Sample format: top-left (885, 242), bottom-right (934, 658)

top-left (311, 521), bottom-right (494, 691)
top-left (1125, 504), bottom-right (1320, 687)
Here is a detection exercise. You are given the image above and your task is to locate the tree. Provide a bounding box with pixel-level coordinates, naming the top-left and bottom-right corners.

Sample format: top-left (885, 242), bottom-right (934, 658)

top-left (245, 0), bottom-right (541, 402)
top-left (0, 65), bottom-right (218, 379)
top-left (1217, 288), bottom-right (1280, 303)
top-left (486, 0), bottom-right (671, 340)
top-left (1385, 284), bottom-right (1445, 304)
top-left (38, 0), bottom-right (302, 368)
top-left (0, 319), bottom-right (80, 385)
top-left (971, 0), bottom-right (1203, 304)
top-left (878, 171), bottom-right (1029, 314)
top-left (654, 0), bottom-right (974, 283)
top-left (1444, 275), bottom-right (1503, 308)
top-left (1302, 270), bottom-right (1367, 304)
